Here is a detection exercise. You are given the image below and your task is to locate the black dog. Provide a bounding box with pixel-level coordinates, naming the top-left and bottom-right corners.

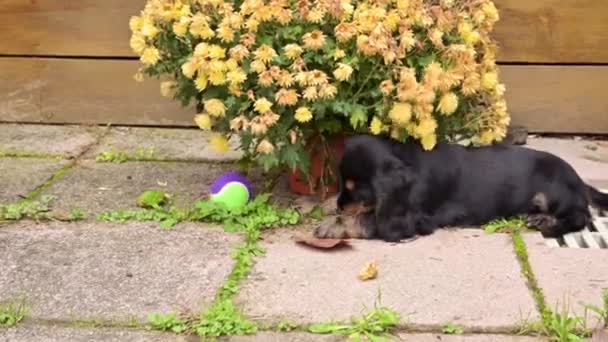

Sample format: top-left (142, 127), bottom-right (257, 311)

top-left (314, 134), bottom-right (608, 242)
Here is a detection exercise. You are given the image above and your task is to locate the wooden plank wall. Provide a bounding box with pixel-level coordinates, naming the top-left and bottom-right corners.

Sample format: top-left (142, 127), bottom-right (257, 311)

top-left (0, 0), bottom-right (607, 133)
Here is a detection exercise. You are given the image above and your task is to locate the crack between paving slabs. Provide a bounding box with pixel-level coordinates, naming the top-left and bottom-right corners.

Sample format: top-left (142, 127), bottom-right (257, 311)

top-left (0, 126), bottom-right (110, 224)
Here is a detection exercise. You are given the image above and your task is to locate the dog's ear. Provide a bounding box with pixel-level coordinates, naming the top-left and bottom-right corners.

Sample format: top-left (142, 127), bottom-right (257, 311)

top-left (372, 158), bottom-right (413, 219)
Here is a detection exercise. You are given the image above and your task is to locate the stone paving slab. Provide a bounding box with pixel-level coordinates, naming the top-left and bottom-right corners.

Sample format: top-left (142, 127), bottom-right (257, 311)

top-left (523, 233), bottom-right (608, 328)
top-left (223, 332), bottom-right (544, 341)
top-left (527, 137), bottom-right (608, 187)
top-left (39, 160), bottom-right (234, 216)
top-left (0, 124), bottom-right (100, 158)
top-left (0, 325), bottom-right (194, 342)
top-left (0, 158), bottom-right (68, 203)
top-left (84, 127), bottom-right (242, 162)
top-left (237, 229), bottom-right (538, 328)
top-left (0, 221), bottom-right (238, 322)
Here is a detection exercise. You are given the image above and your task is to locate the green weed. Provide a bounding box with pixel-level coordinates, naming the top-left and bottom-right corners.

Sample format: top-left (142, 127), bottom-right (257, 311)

top-left (442, 322), bottom-right (463, 335)
top-left (543, 302), bottom-right (590, 342)
top-left (308, 301), bottom-right (400, 341)
top-left (136, 190), bottom-right (168, 208)
top-left (581, 289), bottom-right (608, 329)
top-left (0, 150), bottom-right (62, 159)
top-left (0, 195), bottom-right (55, 221)
top-left (194, 299), bottom-right (257, 337)
top-left (95, 148), bottom-right (159, 163)
top-left (97, 192), bottom-right (300, 231)
top-left (68, 208), bottom-right (87, 221)
top-left (484, 216), bottom-right (526, 234)
top-left (0, 296), bottom-right (28, 327)
top-left (147, 312), bottom-right (189, 333)
top-left (275, 320), bottom-right (299, 332)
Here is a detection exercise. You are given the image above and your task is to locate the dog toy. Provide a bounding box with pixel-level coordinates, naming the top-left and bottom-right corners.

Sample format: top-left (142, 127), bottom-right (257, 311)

top-left (210, 171), bottom-right (253, 210)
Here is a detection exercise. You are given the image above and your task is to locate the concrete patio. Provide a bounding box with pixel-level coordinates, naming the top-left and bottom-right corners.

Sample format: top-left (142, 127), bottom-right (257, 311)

top-left (1, 124), bottom-right (607, 341)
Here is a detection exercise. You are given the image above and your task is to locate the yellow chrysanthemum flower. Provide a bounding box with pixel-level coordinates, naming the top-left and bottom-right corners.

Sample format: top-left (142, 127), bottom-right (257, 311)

top-left (216, 25), bottom-right (235, 42)
top-left (208, 72), bottom-right (226, 86)
top-left (435, 93), bottom-right (457, 116)
top-left (194, 113), bottom-right (212, 130)
top-left (210, 134), bottom-right (230, 152)
top-left (307, 9), bottom-right (326, 23)
top-left (420, 133), bottom-right (437, 150)
top-left (141, 19), bottom-right (159, 38)
top-left (415, 118), bottom-right (438, 137)
top-left (283, 44), bottom-right (303, 60)
top-left (229, 45), bottom-right (250, 62)
top-left (250, 60), bottom-right (267, 73)
top-left (254, 98), bottom-right (273, 113)
top-left (190, 14), bottom-right (214, 39)
top-left (181, 59), bottom-right (198, 79)
top-left (194, 75), bottom-right (208, 91)
top-left (129, 34), bottom-right (146, 54)
top-left (254, 44), bottom-right (277, 64)
top-left (481, 71), bottom-right (498, 90)
top-left (370, 117), bottom-right (385, 135)
top-left (333, 63), bottom-right (353, 82)
top-left (129, 16), bottom-right (143, 32)
top-left (275, 8), bottom-right (292, 25)
top-left (208, 45), bottom-right (226, 59)
top-left (173, 19), bottom-right (190, 37)
top-left (294, 107), bottom-right (313, 123)
top-left (333, 48), bottom-right (346, 60)
top-left (160, 81), bottom-right (177, 98)
top-left (258, 71), bottom-right (274, 87)
top-left (302, 87), bottom-right (319, 101)
top-left (204, 99), bottom-right (226, 117)
top-left (379, 80), bottom-right (394, 95)
top-left (275, 89), bottom-right (299, 106)
top-left (277, 71), bottom-right (294, 87)
top-left (458, 22), bottom-right (480, 46)
top-left (389, 103), bottom-right (412, 126)
top-left (302, 30), bottom-right (326, 50)
top-left (227, 68), bottom-right (247, 85)
top-left (319, 84), bottom-right (337, 99)
top-left (256, 139), bottom-right (275, 154)
top-left (140, 47), bottom-right (160, 65)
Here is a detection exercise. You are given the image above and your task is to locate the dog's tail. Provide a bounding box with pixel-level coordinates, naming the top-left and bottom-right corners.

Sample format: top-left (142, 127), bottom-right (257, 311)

top-left (586, 184), bottom-right (608, 210)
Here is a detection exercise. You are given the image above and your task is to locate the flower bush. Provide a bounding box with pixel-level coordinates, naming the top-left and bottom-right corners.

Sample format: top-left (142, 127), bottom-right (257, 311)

top-left (130, 0), bottom-right (509, 172)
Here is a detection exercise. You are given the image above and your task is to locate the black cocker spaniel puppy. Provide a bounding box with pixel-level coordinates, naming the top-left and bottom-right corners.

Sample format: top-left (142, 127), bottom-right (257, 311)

top-left (314, 134), bottom-right (608, 242)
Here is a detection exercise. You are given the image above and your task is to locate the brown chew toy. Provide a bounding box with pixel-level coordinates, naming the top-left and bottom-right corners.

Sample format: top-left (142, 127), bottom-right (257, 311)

top-left (293, 234), bottom-right (350, 249)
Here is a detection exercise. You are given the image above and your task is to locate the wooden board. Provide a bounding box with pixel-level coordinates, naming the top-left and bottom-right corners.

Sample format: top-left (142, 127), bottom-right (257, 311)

top-left (501, 65), bottom-right (608, 133)
top-left (493, 0), bottom-right (608, 63)
top-left (0, 58), bottom-right (194, 126)
top-left (0, 0), bottom-right (144, 57)
top-left (1, 0), bottom-right (607, 63)
top-left (1, 58), bottom-right (607, 133)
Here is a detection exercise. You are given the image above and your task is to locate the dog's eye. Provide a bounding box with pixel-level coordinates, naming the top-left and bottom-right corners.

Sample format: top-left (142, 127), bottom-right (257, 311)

top-left (345, 179), bottom-right (355, 190)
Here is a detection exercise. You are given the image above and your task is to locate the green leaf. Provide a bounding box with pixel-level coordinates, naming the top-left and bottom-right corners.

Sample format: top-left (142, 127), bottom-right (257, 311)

top-left (136, 190), bottom-right (168, 208)
top-left (280, 144), bottom-right (301, 171)
top-left (350, 106), bottom-right (368, 129)
top-left (257, 153), bottom-right (280, 172)
top-left (309, 205), bottom-right (324, 220)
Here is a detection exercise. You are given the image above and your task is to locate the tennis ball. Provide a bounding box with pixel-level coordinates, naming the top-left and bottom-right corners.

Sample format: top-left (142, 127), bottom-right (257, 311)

top-left (209, 172), bottom-right (252, 210)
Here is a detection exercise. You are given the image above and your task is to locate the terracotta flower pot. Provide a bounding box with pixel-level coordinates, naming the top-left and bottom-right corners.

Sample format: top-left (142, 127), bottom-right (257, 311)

top-left (288, 135), bottom-right (346, 199)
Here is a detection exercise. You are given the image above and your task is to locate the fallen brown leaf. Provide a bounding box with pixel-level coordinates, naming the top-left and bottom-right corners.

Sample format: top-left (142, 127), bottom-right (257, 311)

top-left (358, 261), bottom-right (378, 280)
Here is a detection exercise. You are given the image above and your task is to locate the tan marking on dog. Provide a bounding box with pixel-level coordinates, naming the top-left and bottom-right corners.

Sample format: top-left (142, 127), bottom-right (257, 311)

top-left (532, 192), bottom-right (549, 212)
top-left (345, 179), bottom-right (355, 191)
top-left (314, 215), bottom-right (366, 239)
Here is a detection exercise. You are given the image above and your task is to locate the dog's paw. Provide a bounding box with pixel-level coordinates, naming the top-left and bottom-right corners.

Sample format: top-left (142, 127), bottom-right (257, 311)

top-left (313, 222), bottom-right (346, 239)
top-left (526, 214), bottom-right (558, 236)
